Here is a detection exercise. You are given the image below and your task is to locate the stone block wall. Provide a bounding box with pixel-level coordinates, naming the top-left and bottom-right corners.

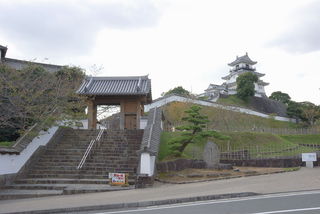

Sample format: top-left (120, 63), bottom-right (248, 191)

top-left (221, 158), bottom-right (320, 168)
top-left (157, 159), bottom-right (206, 173)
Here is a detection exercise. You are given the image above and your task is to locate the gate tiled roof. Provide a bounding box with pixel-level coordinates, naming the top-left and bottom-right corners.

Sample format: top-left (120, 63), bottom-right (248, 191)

top-left (77, 75), bottom-right (152, 98)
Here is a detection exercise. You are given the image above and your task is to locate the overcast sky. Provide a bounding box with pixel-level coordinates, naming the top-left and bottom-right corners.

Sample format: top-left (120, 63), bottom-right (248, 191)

top-left (0, 0), bottom-right (319, 104)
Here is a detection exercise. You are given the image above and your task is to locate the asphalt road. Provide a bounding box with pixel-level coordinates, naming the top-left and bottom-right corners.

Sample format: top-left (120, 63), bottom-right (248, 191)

top-left (89, 191), bottom-right (320, 214)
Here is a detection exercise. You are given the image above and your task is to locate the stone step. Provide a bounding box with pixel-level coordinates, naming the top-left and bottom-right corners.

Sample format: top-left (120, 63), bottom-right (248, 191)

top-left (82, 162), bottom-right (138, 167)
top-left (5, 183), bottom-right (67, 190)
top-left (35, 162), bottom-right (78, 167)
top-left (25, 174), bottom-right (110, 179)
top-left (0, 189), bottom-right (63, 200)
top-left (43, 151), bottom-right (138, 156)
top-left (29, 168), bottom-right (136, 174)
top-left (37, 159), bottom-right (81, 163)
top-left (0, 184), bottom-right (134, 200)
top-left (45, 149), bottom-right (87, 153)
top-left (26, 173), bottom-right (137, 180)
top-left (36, 158), bottom-right (137, 164)
top-left (34, 160), bottom-right (138, 167)
top-left (5, 129), bottom-right (144, 200)
top-left (15, 178), bottom-right (109, 185)
top-left (62, 184), bottom-right (134, 195)
top-left (39, 155), bottom-right (83, 159)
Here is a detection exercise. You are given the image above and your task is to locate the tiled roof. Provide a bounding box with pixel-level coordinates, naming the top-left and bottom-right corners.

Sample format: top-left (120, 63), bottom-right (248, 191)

top-left (228, 53), bottom-right (257, 66)
top-left (222, 70), bottom-right (264, 80)
top-left (77, 75), bottom-right (152, 97)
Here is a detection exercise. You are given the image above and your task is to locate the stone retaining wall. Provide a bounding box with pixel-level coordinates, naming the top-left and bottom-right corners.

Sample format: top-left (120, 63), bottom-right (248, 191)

top-left (157, 158), bottom-right (320, 173)
top-left (221, 158), bottom-right (320, 168)
top-left (157, 159), bottom-right (206, 173)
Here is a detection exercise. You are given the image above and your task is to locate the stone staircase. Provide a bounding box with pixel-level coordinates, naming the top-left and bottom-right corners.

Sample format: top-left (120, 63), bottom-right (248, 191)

top-left (0, 129), bottom-right (143, 200)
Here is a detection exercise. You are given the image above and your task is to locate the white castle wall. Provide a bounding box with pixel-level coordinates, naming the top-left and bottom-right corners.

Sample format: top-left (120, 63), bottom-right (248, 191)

top-left (145, 95), bottom-right (295, 123)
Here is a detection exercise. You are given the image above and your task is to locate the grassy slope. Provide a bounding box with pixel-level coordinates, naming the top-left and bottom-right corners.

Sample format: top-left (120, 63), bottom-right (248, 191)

top-left (163, 102), bottom-right (300, 132)
top-left (280, 135), bottom-right (320, 145)
top-left (217, 95), bottom-right (250, 107)
top-left (159, 131), bottom-right (317, 161)
top-left (159, 100), bottom-right (319, 161)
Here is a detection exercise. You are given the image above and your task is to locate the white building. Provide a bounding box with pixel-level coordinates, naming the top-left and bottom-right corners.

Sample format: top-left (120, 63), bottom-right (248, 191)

top-left (203, 53), bottom-right (269, 101)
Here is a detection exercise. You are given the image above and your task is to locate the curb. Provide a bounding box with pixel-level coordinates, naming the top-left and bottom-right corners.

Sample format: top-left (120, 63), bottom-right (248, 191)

top-left (6, 192), bottom-right (259, 214)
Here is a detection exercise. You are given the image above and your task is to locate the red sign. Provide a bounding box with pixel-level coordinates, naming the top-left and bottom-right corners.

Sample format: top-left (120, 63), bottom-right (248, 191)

top-left (109, 173), bottom-right (128, 186)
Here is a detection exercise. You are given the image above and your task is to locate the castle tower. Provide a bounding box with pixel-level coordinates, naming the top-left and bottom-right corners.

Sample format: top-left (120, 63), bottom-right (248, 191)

top-left (202, 53), bottom-right (269, 101)
top-left (222, 53), bottom-right (269, 97)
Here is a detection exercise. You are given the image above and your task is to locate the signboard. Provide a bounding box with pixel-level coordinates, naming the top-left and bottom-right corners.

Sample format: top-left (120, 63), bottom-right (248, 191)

top-left (109, 173), bottom-right (128, 186)
top-left (302, 153), bottom-right (317, 162)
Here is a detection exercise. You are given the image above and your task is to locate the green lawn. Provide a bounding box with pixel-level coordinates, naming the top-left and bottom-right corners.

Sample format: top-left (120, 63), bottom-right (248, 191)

top-left (0, 141), bottom-right (14, 147)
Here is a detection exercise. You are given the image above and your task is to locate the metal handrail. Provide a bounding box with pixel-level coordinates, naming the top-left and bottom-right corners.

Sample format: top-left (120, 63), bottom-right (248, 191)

top-left (77, 128), bottom-right (104, 169)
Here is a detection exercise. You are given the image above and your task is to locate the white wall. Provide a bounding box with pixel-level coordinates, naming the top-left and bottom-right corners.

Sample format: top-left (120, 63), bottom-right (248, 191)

top-left (140, 118), bottom-right (148, 130)
top-left (145, 95), bottom-right (295, 122)
top-left (139, 152), bottom-right (155, 176)
top-left (0, 126), bottom-right (59, 175)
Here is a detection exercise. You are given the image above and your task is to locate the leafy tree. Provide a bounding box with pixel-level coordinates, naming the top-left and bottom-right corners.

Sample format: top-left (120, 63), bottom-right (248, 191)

top-left (269, 91), bottom-right (291, 104)
top-left (236, 72), bottom-right (258, 100)
top-left (286, 101), bottom-right (320, 125)
top-left (300, 102), bottom-right (320, 125)
top-left (0, 64), bottom-right (85, 141)
top-left (287, 101), bottom-right (302, 119)
top-left (162, 86), bottom-right (190, 97)
top-left (168, 105), bottom-right (229, 156)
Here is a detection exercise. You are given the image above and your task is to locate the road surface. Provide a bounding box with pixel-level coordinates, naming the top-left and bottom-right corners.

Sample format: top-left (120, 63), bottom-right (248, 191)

top-left (87, 191), bottom-right (320, 214)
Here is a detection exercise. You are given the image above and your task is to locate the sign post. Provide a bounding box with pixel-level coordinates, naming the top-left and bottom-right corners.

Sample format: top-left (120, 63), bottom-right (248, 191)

top-left (109, 173), bottom-right (129, 186)
top-left (302, 153), bottom-right (317, 168)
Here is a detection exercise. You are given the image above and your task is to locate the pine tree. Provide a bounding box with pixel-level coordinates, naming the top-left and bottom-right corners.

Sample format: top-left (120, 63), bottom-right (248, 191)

top-left (169, 105), bottom-right (229, 156)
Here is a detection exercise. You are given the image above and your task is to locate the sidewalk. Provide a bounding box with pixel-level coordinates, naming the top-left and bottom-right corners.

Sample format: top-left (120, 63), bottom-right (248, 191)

top-left (1, 167), bottom-right (320, 214)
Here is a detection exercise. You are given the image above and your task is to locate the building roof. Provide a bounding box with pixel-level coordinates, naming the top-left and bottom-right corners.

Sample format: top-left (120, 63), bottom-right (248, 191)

top-left (205, 83), bottom-right (225, 91)
top-left (1, 45), bottom-right (63, 72)
top-left (77, 75), bottom-right (152, 99)
top-left (258, 79), bottom-right (269, 86)
top-left (228, 53), bottom-right (257, 66)
top-left (222, 70), bottom-right (265, 80)
top-left (0, 45), bottom-right (8, 58)
top-left (2, 58), bottom-right (63, 72)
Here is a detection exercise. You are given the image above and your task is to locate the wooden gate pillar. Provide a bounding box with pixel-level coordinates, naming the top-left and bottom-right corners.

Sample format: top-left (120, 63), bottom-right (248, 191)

top-left (87, 99), bottom-right (97, 129)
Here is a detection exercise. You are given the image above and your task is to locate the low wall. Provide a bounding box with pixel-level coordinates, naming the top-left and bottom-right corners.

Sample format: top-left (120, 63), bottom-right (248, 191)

top-left (145, 95), bottom-right (295, 122)
top-left (157, 159), bottom-right (206, 173)
top-left (0, 126), bottom-right (61, 175)
top-left (157, 157), bottom-right (320, 173)
top-left (0, 173), bottom-right (16, 187)
top-left (0, 127), bottom-right (67, 187)
top-left (221, 158), bottom-right (320, 168)
top-left (15, 127), bottom-right (69, 180)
